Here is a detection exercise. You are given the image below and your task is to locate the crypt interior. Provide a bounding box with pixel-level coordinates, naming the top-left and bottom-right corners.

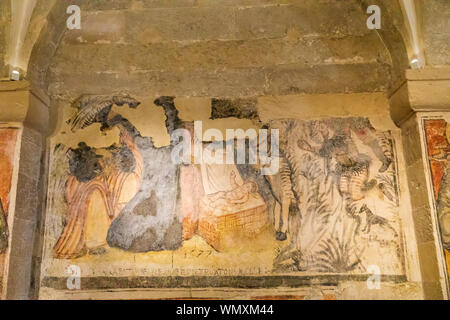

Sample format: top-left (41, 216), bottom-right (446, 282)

top-left (0, 0), bottom-right (449, 300)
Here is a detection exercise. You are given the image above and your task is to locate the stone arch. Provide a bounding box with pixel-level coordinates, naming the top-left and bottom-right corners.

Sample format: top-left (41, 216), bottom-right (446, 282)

top-left (355, 0), bottom-right (411, 92)
top-left (27, 0), bottom-right (72, 94)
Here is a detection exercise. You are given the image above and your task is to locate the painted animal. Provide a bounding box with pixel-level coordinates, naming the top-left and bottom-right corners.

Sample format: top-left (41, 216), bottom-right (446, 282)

top-left (260, 121), bottom-right (302, 242)
top-left (264, 154), bottom-right (297, 241)
top-left (360, 204), bottom-right (398, 237)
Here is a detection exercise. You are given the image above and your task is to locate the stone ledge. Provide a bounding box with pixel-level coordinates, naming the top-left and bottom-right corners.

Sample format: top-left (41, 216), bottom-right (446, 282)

top-left (0, 80), bottom-right (29, 92)
top-left (41, 274), bottom-right (408, 291)
top-left (406, 67), bottom-right (450, 81)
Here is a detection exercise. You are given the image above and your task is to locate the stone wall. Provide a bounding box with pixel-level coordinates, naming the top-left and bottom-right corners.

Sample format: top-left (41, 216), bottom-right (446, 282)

top-left (0, 0), bottom-right (11, 78)
top-left (0, 0), bottom-right (449, 300)
top-left (35, 0), bottom-right (392, 99)
top-left (35, 91), bottom-right (425, 300)
top-left (418, 0), bottom-right (450, 66)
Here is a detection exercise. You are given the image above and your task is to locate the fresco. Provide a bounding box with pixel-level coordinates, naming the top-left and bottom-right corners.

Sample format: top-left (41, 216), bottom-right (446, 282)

top-left (41, 95), bottom-right (406, 292)
top-left (0, 128), bottom-right (19, 292)
top-left (423, 119), bottom-right (450, 280)
top-left (269, 118), bottom-right (401, 273)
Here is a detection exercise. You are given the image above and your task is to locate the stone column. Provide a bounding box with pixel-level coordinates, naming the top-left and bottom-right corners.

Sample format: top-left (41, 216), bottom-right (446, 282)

top-left (0, 80), bottom-right (49, 299)
top-left (390, 66), bottom-right (450, 299)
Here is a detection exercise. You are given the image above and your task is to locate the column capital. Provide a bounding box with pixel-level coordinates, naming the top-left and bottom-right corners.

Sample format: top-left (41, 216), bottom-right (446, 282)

top-left (0, 80), bottom-right (49, 133)
top-left (389, 66), bottom-right (450, 126)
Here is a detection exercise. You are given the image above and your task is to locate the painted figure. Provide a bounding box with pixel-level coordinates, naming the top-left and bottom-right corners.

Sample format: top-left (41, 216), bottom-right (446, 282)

top-left (46, 98), bottom-right (404, 278)
top-left (207, 171), bottom-right (258, 209)
top-left (270, 118), bottom-right (400, 273)
top-left (53, 95), bottom-right (143, 258)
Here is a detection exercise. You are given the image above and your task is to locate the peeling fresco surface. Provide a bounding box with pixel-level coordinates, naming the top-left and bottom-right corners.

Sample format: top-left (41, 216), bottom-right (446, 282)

top-left (423, 119), bottom-right (450, 280)
top-left (41, 95), bottom-right (406, 292)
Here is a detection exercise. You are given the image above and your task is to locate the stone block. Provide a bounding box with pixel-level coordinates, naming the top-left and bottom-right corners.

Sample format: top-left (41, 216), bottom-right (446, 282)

top-left (411, 204), bottom-right (436, 244)
top-left (416, 241), bottom-right (444, 299)
top-left (400, 115), bottom-right (423, 166)
top-left (235, 2), bottom-right (368, 39)
top-left (265, 63), bottom-right (390, 95)
top-left (124, 7), bottom-right (236, 42)
top-left (13, 173), bottom-right (39, 222)
top-left (63, 11), bottom-right (126, 44)
top-left (53, 34), bottom-right (386, 73)
top-left (5, 251), bottom-right (33, 299)
top-left (48, 67), bottom-right (267, 98)
top-left (8, 217), bottom-right (37, 260)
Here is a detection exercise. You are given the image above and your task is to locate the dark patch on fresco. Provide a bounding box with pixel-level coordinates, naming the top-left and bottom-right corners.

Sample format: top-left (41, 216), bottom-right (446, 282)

top-left (109, 145), bottom-right (136, 173)
top-left (106, 96), bottom-right (184, 252)
top-left (41, 274), bottom-right (407, 290)
top-left (128, 228), bottom-right (157, 253)
top-left (120, 218), bottom-right (182, 253)
top-left (154, 96), bottom-right (182, 137)
top-left (68, 142), bottom-right (137, 183)
top-left (133, 190), bottom-right (158, 217)
top-left (68, 142), bottom-right (103, 182)
top-left (162, 217), bottom-right (183, 250)
top-left (88, 246), bottom-right (108, 256)
top-left (211, 98), bottom-right (259, 121)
